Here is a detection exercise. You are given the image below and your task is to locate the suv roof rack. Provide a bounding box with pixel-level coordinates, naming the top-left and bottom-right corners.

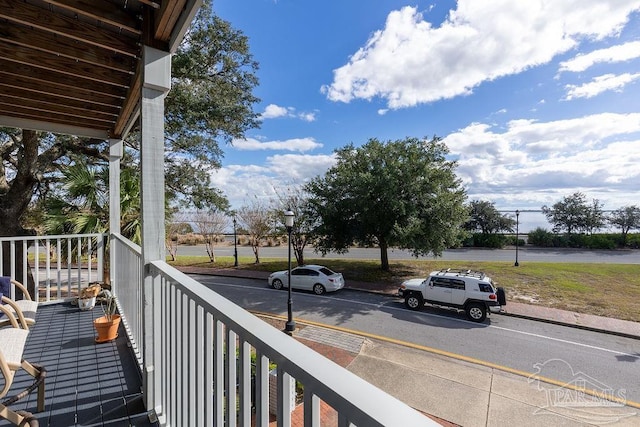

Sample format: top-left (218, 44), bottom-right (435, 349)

top-left (437, 268), bottom-right (486, 280)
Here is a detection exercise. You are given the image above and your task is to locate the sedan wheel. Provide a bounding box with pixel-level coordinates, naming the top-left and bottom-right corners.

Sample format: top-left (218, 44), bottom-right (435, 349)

top-left (313, 284), bottom-right (326, 295)
top-left (271, 279), bottom-right (283, 290)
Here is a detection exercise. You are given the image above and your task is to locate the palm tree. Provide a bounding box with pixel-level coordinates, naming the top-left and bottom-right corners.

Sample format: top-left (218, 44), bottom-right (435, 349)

top-left (44, 160), bottom-right (142, 260)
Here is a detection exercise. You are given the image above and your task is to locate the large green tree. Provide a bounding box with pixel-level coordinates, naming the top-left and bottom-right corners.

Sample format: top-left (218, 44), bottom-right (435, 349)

top-left (305, 137), bottom-right (467, 271)
top-left (609, 205), bottom-right (640, 245)
top-left (464, 200), bottom-right (515, 234)
top-left (542, 192), bottom-right (605, 235)
top-left (0, 1), bottom-right (259, 286)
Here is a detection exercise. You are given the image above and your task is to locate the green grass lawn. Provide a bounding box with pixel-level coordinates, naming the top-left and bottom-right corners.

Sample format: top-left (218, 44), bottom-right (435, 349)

top-left (169, 255), bottom-right (640, 323)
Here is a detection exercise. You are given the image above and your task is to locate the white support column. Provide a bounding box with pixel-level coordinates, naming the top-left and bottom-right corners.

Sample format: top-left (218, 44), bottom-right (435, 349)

top-left (140, 45), bottom-right (171, 418)
top-left (108, 138), bottom-right (122, 286)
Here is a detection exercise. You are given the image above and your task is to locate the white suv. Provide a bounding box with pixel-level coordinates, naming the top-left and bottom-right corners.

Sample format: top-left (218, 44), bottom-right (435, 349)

top-left (398, 269), bottom-right (506, 322)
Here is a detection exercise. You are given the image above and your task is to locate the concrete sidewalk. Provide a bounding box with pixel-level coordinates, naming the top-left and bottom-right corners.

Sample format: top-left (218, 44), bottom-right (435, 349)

top-left (181, 266), bottom-right (640, 426)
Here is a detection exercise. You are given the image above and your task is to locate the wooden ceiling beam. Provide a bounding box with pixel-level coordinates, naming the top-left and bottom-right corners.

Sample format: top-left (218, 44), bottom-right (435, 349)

top-left (0, 103), bottom-right (114, 130)
top-left (43, 0), bottom-right (142, 36)
top-left (0, 44), bottom-right (132, 88)
top-left (0, 21), bottom-right (136, 74)
top-left (0, 0), bottom-right (140, 58)
top-left (0, 61), bottom-right (127, 99)
top-left (0, 73), bottom-right (123, 109)
top-left (155, 0), bottom-right (187, 42)
top-left (0, 86), bottom-right (120, 119)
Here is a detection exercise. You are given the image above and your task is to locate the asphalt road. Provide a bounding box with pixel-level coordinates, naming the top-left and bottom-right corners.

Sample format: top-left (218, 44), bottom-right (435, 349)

top-left (176, 244), bottom-right (640, 264)
top-left (191, 274), bottom-right (640, 405)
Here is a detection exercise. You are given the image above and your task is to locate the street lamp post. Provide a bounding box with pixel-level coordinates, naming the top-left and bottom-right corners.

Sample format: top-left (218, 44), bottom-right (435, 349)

top-left (514, 210), bottom-right (520, 267)
top-left (284, 209), bottom-right (296, 334)
top-left (233, 217), bottom-right (238, 267)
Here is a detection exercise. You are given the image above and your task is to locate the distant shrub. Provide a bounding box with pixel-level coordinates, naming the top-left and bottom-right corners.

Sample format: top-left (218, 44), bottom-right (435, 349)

top-left (504, 235), bottom-right (526, 246)
top-left (626, 234), bottom-right (640, 249)
top-left (178, 233), bottom-right (205, 245)
top-left (583, 234), bottom-right (617, 249)
top-left (527, 227), bottom-right (554, 247)
top-left (464, 233), bottom-right (506, 248)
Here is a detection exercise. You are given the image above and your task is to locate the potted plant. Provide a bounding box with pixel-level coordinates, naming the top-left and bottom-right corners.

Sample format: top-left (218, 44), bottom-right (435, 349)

top-left (78, 282), bottom-right (101, 310)
top-left (93, 291), bottom-right (120, 343)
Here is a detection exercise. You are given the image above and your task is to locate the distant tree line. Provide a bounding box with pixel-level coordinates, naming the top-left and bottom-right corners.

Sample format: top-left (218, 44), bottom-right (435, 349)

top-left (462, 192), bottom-right (640, 249)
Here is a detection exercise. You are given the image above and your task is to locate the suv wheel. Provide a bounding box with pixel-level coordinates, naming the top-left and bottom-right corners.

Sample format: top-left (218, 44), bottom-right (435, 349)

top-left (465, 302), bottom-right (487, 322)
top-left (404, 294), bottom-right (423, 311)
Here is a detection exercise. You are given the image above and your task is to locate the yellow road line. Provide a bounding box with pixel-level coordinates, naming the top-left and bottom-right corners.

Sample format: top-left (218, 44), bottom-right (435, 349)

top-left (251, 310), bottom-right (640, 410)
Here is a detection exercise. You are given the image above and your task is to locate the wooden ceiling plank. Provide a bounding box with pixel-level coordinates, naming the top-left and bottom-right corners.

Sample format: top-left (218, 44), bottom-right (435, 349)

top-left (44, 0), bottom-right (142, 36)
top-left (0, 87), bottom-right (120, 119)
top-left (0, 71), bottom-right (124, 108)
top-left (0, 21), bottom-right (136, 74)
top-left (0, 103), bottom-right (115, 128)
top-left (0, 44), bottom-right (132, 88)
top-left (0, 61), bottom-right (126, 99)
top-left (0, 0), bottom-right (140, 58)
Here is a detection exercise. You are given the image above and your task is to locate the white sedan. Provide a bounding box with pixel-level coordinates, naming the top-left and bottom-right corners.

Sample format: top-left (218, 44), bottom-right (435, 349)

top-left (268, 265), bottom-right (345, 295)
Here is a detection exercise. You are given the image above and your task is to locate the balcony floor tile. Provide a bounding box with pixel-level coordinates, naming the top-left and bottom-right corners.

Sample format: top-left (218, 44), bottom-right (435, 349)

top-left (1, 303), bottom-right (157, 427)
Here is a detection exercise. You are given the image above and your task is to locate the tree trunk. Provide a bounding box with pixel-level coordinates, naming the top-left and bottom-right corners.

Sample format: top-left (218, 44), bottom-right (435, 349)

top-left (379, 238), bottom-right (389, 271)
top-left (0, 130), bottom-right (41, 297)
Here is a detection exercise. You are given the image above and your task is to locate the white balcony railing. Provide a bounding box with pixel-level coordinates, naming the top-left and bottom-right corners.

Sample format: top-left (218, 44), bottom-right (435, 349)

top-left (2, 233), bottom-right (437, 426)
top-left (0, 233), bottom-right (105, 302)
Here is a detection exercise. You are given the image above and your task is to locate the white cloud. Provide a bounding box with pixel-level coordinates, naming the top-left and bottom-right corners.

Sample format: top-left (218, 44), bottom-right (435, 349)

top-left (559, 40), bottom-right (640, 73)
top-left (443, 112), bottom-right (640, 207)
top-left (209, 154), bottom-right (336, 209)
top-left (261, 104), bottom-right (289, 119)
top-left (322, 1), bottom-right (640, 109)
top-left (232, 137), bottom-right (323, 152)
top-left (265, 154), bottom-right (336, 180)
top-left (564, 72), bottom-right (640, 100)
top-left (260, 103), bottom-right (316, 122)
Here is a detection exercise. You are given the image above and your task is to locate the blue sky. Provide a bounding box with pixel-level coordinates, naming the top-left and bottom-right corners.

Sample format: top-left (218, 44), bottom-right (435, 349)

top-left (210, 1), bottom-right (640, 231)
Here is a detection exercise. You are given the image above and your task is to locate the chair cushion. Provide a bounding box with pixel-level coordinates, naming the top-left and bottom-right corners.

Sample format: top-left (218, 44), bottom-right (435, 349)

top-left (0, 277), bottom-right (9, 299)
top-left (0, 327), bottom-right (29, 370)
top-left (15, 300), bottom-right (38, 322)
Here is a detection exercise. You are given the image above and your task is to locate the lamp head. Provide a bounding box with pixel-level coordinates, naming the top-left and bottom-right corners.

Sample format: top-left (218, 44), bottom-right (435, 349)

top-left (284, 210), bottom-right (294, 228)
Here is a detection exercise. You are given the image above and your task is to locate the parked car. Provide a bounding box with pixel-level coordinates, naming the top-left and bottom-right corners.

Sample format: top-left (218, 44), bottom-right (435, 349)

top-left (268, 265), bottom-right (345, 295)
top-left (398, 268), bottom-right (506, 322)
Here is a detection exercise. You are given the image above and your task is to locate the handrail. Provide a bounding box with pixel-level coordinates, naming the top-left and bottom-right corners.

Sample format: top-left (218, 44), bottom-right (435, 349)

top-left (147, 260), bottom-right (436, 426)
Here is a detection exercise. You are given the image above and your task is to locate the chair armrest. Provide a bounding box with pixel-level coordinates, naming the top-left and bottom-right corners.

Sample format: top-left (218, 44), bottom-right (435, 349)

top-left (11, 279), bottom-right (32, 301)
top-left (0, 297), bottom-right (29, 330)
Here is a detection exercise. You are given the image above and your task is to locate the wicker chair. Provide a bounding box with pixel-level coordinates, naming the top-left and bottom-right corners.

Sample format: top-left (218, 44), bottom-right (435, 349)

top-left (0, 310), bottom-right (45, 426)
top-left (0, 278), bottom-right (37, 329)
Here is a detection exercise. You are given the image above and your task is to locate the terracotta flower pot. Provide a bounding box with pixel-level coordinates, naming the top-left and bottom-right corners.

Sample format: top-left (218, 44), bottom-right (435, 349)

top-left (94, 314), bottom-right (121, 343)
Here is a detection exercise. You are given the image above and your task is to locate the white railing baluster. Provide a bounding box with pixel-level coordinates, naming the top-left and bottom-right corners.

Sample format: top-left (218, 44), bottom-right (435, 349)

top-left (205, 312), bottom-right (214, 427)
top-left (238, 340), bottom-right (252, 427)
top-left (214, 319), bottom-right (224, 426)
top-left (255, 350), bottom-right (269, 426)
top-left (303, 391), bottom-right (320, 427)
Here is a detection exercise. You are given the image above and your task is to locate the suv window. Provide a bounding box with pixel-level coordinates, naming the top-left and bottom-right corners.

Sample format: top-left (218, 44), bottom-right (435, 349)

top-left (431, 277), bottom-right (465, 289)
top-left (478, 282), bottom-right (493, 292)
